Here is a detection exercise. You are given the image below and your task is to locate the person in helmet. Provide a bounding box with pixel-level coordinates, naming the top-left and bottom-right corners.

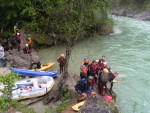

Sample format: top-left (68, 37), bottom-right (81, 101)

top-left (97, 68), bottom-right (109, 96)
top-left (23, 44), bottom-right (31, 54)
top-left (98, 56), bottom-right (105, 67)
top-left (88, 60), bottom-right (98, 84)
top-left (80, 59), bottom-right (89, 79)
top-left (14, 23), bottom-right (19, 34)
top-left (16, 32), bottom-right (21, 52)
top-left (27, 34), bottom-right (32, 50)
top-left (57, 54), bottom-right (65, 74)
top-left (75, 78), bottom-right (95, 102)
top-left (108, 70), bottom-right (117, 91)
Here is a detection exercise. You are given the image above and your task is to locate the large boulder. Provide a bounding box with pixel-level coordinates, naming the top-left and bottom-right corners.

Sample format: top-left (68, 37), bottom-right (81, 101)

top-left (5, 49), bottom-right (38, 69)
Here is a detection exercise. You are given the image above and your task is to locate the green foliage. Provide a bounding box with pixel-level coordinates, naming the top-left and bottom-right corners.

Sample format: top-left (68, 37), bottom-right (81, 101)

top-left (56, 100), bottom-right (69, 113)
top-left (44, 107), bottom-right (52, 113)
top-left (0, 72), bottom-right (20, 111)
top-left (61, 86), bottom-right (72, 101)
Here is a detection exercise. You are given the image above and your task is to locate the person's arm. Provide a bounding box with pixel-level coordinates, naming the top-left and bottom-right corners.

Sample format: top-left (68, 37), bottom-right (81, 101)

top-left (57, 58), bottom-right (60, 63)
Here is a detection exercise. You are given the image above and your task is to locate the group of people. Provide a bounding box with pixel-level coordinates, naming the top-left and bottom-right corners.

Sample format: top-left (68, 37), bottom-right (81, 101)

top-left (14, 23), bottom-right (32, 54)
top-left (75, 56), bottom-right (118, 102)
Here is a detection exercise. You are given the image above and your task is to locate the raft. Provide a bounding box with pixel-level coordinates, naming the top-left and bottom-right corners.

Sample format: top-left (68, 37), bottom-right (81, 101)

top-left (10, 67), bottom-right (58, 77)
top-left (0, 76), bottom-right (55, 100)
top-left (37, 62), bottom-right (55, 71)
top-left (72, 101), bottom-right (85, 111)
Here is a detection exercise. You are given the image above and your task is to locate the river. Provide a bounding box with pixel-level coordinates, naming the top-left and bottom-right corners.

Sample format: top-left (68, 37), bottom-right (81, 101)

top-left (34, 16), bottom-right (150, 113)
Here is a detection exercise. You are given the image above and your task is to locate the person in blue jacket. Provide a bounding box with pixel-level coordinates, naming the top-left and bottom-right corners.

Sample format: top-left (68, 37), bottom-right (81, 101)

top-left (75, 78), bottom-right (95, 102)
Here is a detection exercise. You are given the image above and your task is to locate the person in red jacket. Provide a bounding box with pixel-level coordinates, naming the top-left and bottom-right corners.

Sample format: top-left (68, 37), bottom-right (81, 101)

top-left (57, 54), bottom-right (65, 74)
top-left (98, 56), bottom-right (105, 67)
top-left (88, 60), bottom-right (98, 84)
top-left (16, 32), bottom-right (21, 52)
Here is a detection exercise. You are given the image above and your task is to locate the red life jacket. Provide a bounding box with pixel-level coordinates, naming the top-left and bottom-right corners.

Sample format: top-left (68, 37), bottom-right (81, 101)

top-left (59, 57), bottom-right (65, 62)
top-left (91, 64), bottom-right (98, 73)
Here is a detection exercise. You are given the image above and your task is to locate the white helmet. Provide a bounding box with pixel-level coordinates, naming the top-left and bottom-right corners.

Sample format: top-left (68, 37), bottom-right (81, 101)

top-left (17, 33), bottom-right (19, 35)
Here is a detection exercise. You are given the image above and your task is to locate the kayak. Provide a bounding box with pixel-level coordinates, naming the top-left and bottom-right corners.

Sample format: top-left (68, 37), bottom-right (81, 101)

top-left (1, 76), bottom-right (55, 100)
top-left (37, 62), bottom-right (55, 71)
top-left (72, 101), bottom-right (85, 111)
top-left (10, 67), bottom-right (58, 77)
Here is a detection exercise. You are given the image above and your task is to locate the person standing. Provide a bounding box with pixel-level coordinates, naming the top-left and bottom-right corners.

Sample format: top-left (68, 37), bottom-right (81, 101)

top-left (13, 23), bottom-right (19, 34)
top-left (97, 68), bottom-right (109, 96)
top-left (57, 54), bottom-right (65, 74)
top-left (0, 44), bottom-right (6, 68)
top-left (80, 59), bottom-right (89, 79)
top-left (16, 32), bottom-right (21, 52)
top-left (27, 34), bottom-right (32, 50)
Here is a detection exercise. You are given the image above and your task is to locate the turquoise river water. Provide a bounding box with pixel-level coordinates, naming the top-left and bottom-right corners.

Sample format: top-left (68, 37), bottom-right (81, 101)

top-left (37, 16), bottom-right (150, 113)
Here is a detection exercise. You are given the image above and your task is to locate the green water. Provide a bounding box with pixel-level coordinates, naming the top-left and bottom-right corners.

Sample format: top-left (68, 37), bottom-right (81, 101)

top-left (37, 16), bottom-right (150, 113)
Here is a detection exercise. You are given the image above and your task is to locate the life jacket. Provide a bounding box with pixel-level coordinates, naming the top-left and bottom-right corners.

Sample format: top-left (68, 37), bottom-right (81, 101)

top-left (17, 36), bottom-right (21, 43)
top-left (58, 57), bottom-right (65, 66)
top-left (23, 46), bottom-right (28, 54)
top-left (14, 26), bottom-right (17, 33)
top-left (23, 46), bottom-right (31, 54)
top-left (27, 37), bottom-right (32, 45)
top-left (80, 64), bottom-right (88, 74)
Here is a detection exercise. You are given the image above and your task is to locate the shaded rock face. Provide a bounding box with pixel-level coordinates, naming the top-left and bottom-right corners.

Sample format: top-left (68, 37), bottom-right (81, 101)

top-left (134, 12), bottom-right (150, 21)
top-left (79, 95), bottom-right (112, 113)
top-left (110, 9), bottom-right (150, 21)
top-left (110, 9), bottom-right (133, 17)
top-left (5, 49), bottom-right (38, 69)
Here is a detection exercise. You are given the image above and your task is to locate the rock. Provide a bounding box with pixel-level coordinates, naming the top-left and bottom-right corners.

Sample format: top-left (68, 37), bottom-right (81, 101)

top-left (5, 49), bottom-right (38, 69)
top-left (79, 95), bottom-right (112, 113)
top-left (134, 12), bottom-right (150, 21)
top-left (110, 9), bottom-right (132, 17)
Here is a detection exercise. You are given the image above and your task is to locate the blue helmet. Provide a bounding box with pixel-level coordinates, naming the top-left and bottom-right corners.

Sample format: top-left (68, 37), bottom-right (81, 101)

top-left (84, 57), bottom-right (88, 60)
top-left (28, 34), bottom-right (31, 37)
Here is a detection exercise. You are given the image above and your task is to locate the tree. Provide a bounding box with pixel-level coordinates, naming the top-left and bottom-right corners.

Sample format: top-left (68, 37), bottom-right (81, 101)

top-left (38, 0), bottom-right (112, 102)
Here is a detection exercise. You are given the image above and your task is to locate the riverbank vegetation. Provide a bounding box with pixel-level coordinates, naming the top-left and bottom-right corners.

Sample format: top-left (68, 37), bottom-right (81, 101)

top-left (0, 72), bottom-right (34, 113)
top-left (0, 0), bottom-right (113, 45)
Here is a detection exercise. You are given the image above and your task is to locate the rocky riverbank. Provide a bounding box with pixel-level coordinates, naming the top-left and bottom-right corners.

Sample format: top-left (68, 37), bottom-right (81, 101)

top-left (110, 9), bottom-right (150, 21)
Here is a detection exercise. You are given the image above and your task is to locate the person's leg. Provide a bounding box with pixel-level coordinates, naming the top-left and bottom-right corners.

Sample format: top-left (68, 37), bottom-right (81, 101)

top-left (0, 59), bottom-right (6, 68)
top-left (78, 93), bottom-right (87, 101)
top-left (110, 82), bottom-right (113, 91)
